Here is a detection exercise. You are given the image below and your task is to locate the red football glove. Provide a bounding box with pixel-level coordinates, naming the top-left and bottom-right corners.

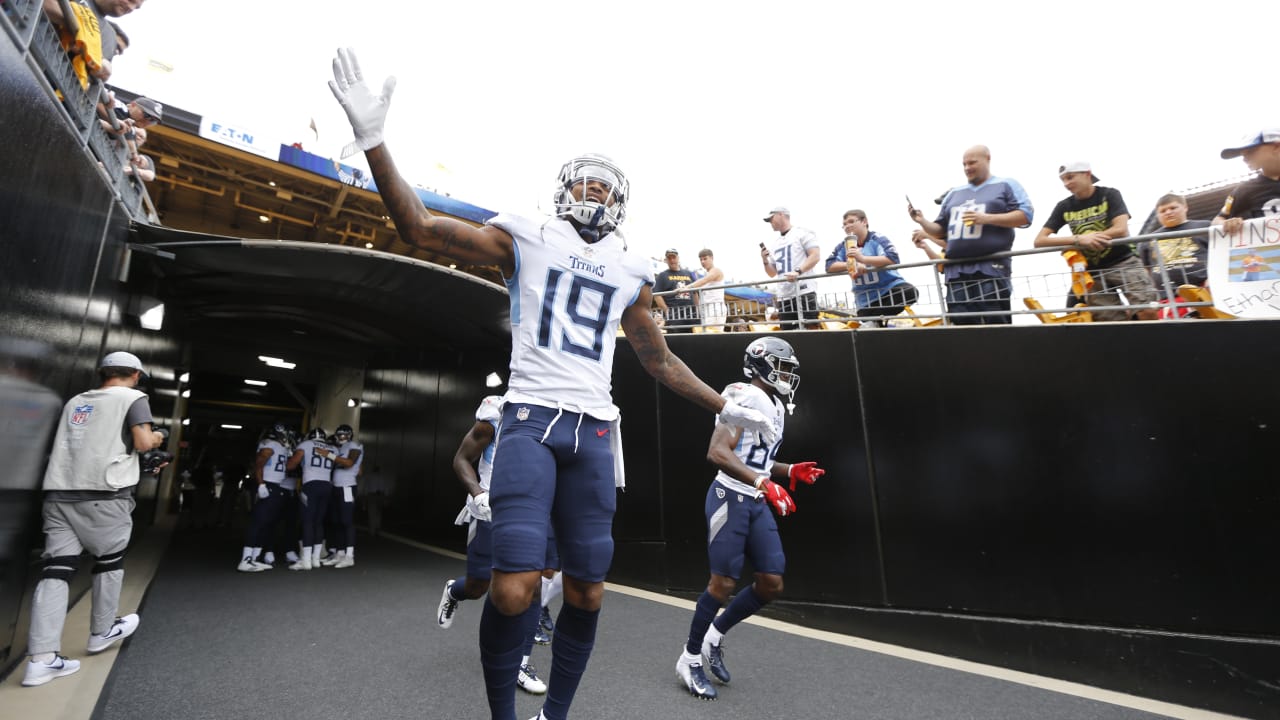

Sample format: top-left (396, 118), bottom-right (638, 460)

top-left (788, 461), bottom-right (824, 491)
top-left (760, 479), bottom-right (797, 517)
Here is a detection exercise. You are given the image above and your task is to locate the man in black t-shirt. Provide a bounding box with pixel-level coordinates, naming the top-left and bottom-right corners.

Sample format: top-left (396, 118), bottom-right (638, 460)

top-left (1034, 162), bottom-right (1157, 321)
top-left (654, 249), bottom-right (699, 333)
top-left (1214, 128), bottom-right (1280, 233)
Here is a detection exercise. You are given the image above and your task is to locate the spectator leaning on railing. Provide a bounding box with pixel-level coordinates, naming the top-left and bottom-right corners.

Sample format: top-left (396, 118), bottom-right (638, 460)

top-left (1034, 162), bottom-right (1158, 322)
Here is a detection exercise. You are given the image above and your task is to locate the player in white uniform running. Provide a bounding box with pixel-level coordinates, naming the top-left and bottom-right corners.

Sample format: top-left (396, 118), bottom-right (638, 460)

top-left (436, 395), bottom-right (552, 695)
top-left (329, 48), bottom-right (777, 720)
top-left (675, 337), bottom-right (824, 700)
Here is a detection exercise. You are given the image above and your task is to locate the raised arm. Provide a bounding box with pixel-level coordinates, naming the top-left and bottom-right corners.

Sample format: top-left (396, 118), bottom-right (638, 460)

top-left (329, 48), bottom-right (515, 273)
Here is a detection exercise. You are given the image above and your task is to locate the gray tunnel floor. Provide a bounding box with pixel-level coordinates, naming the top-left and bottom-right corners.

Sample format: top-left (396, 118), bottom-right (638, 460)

top-left (88, 524), bottom-right (1192, 720)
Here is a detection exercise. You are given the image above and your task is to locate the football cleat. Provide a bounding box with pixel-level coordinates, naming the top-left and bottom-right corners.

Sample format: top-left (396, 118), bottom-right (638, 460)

top-left (676, 651), bottom-right (718, 700)
top-left (437, 579), bottom-right (459, 629)
top-left (702, 637), bottom-right (730, 684)
top-left (533, 626), bottom-right (552, 646)
top-left (517, 663), bottom-right (547, 694)
top-left (539, 605), bottom-right (555, 634)
top-left (237, 558), bottom-right (268, 573)
top-left (333, 555), bottom-right (354, 569)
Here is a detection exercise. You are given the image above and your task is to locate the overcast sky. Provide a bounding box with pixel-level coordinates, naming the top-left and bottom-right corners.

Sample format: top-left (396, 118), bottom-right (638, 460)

top-left (113, 1), bottom-right (1278, 315)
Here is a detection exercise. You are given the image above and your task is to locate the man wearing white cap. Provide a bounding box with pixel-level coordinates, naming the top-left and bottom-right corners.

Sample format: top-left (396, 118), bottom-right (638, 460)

top-left (761, 207), bottom-right (822, 329)
top-left (20, 351), bottom-right (167, 687)
top-left (1034, 162), bottom-right (1157, 321)
top-left (1214, 128), bottom-right (1280, 235)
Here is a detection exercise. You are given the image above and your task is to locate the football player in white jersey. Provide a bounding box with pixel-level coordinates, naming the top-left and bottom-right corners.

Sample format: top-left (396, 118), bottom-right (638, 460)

top-left (238, 423), bottom-right (296, 572)
top-left (330, 48), bottom-right (777, 720)
top-left (322, 424), bottom-right (362, 568)
top-left (675, 337), bottom-right (824, 700)
top-left (436, 396), bottom-right (552, 695)
top-left (287, 427), bottom-right (338, 570)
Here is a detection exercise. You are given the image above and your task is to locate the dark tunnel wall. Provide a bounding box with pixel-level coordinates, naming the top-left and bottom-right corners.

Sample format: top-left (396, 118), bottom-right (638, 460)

top-left (611, 324), bottom-right (1280, 717)
top-left (1, 38), bottom-right (182, 667)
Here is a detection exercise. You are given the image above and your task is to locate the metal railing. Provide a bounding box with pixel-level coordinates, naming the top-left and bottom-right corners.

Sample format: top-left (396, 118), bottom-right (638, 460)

top-left (653, 225), bottom-right (1227, 331)
top-left (2, 0), bottom-right (157, 222)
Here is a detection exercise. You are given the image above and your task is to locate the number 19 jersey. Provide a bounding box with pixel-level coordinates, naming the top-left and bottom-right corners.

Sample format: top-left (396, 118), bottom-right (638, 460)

top-left (714, 382), bottom-right (786, 496)
top-left (488, 213), bottom-right (654, 416)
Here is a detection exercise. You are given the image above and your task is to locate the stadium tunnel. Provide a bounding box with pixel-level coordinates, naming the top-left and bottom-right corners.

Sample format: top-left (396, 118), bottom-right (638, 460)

top-left (122, 224), bottom-right (514, 516)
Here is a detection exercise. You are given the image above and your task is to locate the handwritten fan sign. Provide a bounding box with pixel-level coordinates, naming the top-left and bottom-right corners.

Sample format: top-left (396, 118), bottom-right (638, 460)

top-left (1208, 217), bottom-right (1280, 318)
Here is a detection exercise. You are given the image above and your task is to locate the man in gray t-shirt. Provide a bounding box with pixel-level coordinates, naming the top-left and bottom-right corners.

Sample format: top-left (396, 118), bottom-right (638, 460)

top-left (22, 351), bottom-right (166, 688)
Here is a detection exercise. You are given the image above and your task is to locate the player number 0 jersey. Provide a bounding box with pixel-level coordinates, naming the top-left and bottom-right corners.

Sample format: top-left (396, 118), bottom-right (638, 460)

top-left (713, 382), bottom-right (785, 496)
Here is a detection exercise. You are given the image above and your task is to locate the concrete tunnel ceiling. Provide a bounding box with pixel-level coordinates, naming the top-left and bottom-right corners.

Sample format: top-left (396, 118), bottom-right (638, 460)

top-left (129, 223), bottom-right (513, 384)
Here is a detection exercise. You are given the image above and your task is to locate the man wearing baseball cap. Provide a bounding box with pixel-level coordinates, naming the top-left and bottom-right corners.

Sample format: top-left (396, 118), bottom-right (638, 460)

top-left (654, 248), bottom-right (699, 334)
top-left (1034, 162), bottom-right (1158, 321)
top-left (20, 351), bottom-right (167, 687)
top-left (761, 207), bottom-right (823, 329)
top-left (1214, 128), bottom-right (1280, 236)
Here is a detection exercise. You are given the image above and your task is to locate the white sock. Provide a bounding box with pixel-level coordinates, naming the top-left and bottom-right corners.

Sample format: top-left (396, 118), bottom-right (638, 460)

top-left (313, 544), bottom-right (323, 560)
top-left (543, 571), bottom-right (562, 606)
top-left (264, 552), bottom-right (275, 564)
top-left (301, 546), bottom-right (312, 562)
top-left (704, 625), bottom-right (724, 647)
top-left (30, 652), bottom-right (55, 664)
top-left (345, 546), bottom-right (354, 558)
top-left (521, 654), bottom-right (531, 666)
top-left (241, 546), bottom-right (253, 561)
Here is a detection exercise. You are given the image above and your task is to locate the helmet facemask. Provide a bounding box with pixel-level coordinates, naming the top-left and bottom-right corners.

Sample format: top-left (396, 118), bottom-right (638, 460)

top-left (553, 154), bottom-right (628, 242)
top-left (743, 337), bottom-right (801, 414)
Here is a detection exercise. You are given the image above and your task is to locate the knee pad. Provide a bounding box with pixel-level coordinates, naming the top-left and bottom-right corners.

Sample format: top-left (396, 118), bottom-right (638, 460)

top-left (93, 549), bottom-right (125, 574)
top-left (41, 554), bottom-right (80, 582)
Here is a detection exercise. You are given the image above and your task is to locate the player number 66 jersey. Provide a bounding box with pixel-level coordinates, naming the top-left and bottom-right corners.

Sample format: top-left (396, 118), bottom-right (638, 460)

top-left (714, 382), bottom-right (785, 496)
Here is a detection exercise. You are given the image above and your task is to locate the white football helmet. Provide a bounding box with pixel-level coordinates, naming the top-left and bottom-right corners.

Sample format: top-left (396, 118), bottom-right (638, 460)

top-left (552, 154), bottom-right (628, 238)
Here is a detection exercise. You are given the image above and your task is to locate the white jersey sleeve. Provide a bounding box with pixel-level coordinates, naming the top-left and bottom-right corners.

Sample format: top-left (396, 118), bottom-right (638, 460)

top-left (332, 439), bottom-right (363, 487)
top-left (258, 440), bottom-right (290, 485)
top-left (714, 382), bottom-right (785, 495)
top-left (487, 212), bottom-right (653, 418)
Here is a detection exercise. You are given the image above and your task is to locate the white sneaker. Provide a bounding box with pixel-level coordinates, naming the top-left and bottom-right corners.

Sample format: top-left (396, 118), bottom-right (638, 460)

top-left (88, 613), bottom-right (140, 653)
top-left (319, 553), bottom-right (343, 567)
top-left (437, 579), bottom-right (459, 629)
top-left (285, 551), bottom-right (299, 563)
top-left (517, 662), bottom-right (547, 694)
top-left (252, 560), bottom-right (273, 571)
top-left (288, 556), bottom-right (312, 571)
top-left (333, 555), bottom-right (354, 569)
top-left (263, 552), bottom-right (276, 565)
top-left (237, 558), bottom-right (268, 572)
top-left (21, 654), bottom-right (80, 687)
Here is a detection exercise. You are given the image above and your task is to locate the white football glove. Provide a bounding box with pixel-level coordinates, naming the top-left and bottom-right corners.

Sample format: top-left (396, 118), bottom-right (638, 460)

top-left (327, 47), bottom-right (396, 159)
top-left (719, 400), bottom-right (778, 446)
top-left (466, 491), bottom-right (492, 523)
top-left (257, 483), bottom-right (269, 500)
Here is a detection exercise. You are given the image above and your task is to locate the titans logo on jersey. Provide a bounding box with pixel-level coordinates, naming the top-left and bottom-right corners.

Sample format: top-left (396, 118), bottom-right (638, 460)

top-left (713, 382), bottom-right (785, 496)
top-left (487, 212), bottom-right (653, 414)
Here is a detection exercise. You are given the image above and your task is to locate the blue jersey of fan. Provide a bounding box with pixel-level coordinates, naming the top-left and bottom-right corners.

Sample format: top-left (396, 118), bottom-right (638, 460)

top-left (713, 382), bottom-right (785, 496)
top-left (258, 439), bottom-right (291, 486)
top-left (475, 395), bottom-right (502, 491)
top-left (487, 213), bottom-right (654, 419)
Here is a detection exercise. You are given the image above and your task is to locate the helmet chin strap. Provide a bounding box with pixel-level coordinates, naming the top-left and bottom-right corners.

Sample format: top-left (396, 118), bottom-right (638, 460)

top-left (570, 203), bottom-right (608, 243)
